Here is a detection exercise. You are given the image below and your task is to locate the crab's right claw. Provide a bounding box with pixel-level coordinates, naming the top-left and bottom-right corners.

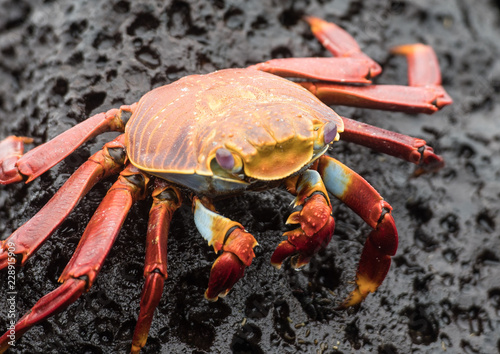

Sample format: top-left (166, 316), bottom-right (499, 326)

top-left (0, 136), bottom-right (33, 184)
top-left (205, 227), bottom-right (257, 301)
top-left (193, 197), bottom-right (258, 301)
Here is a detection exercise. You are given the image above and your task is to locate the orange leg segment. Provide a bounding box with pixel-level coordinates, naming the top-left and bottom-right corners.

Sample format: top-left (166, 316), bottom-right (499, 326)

top-left (316, 155), bottom-right (398, 307)
top-left (0, 164), bottom-right (149, 353)
top-left (391, 43), bottom-right (443, 87)
top-left (0, 135), bottom-right (127, 269)
top-left (131, 180), bottom-right (181, 354)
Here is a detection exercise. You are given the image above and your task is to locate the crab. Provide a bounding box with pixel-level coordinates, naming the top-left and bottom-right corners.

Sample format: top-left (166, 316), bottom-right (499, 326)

top-left (0, 17), bottom-right (451, 353)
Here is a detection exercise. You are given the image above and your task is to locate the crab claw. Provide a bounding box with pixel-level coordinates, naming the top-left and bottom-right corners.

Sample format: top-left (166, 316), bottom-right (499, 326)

top-left (271, 193), bottom-right (335, 268)
top-left (205, 227), bottom-right (257, 301)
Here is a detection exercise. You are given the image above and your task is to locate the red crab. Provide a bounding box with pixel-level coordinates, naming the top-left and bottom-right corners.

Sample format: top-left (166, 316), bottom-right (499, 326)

top-left (0, 17), bottom-right (451, 353)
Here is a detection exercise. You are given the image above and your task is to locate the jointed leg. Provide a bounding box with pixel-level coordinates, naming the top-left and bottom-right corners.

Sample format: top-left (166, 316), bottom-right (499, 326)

top-left (298, 21), bottom-right (452, 113)
top-left (0, 135), bottom-right (128, 269)
top-left (131, 180), bottom-right (182, 354)
top-left (248, 17), bottom-right (381, 84)
top-left (249, 16), bottom-right (452, 114)
top-left (301, 81), bottom-right (452, 114)
top-left (341, 116), bottom-right (444, 174)
top-left (193, 197), bottom-right (258, 301)
top-left (271, 169), bottom-right (335, 269)
top-left (316, 155), bottom-right (398, 307)
top-left (0, 104), bottom-right (135, 185)
top-left (0, 164), bottom-right (149, 353)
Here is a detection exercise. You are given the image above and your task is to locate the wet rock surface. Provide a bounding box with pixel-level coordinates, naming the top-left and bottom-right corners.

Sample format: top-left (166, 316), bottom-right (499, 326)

top-left (1, 0), bottom-right (499, 353)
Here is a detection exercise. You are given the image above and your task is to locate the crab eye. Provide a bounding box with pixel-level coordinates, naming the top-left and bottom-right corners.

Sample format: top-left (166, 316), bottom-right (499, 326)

top-left (216, 148), bottom-right (234, 170)
top-left (314, 122), bottom-right (338, 150)
top-left (323, 122), bottom-right (337, 145)
top-left (215, 148), bottom-right (242, 174)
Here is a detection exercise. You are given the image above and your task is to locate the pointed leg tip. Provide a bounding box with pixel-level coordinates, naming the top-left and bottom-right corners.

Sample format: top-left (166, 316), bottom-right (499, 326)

top-left (204, 290), bottom-right (220, 302)
top-left (337, 288), bottom-right (367, 309)
top-left (303, 16), bottom-right (333, 32)
top-left (130, 343), bottom-right (142, 354)
top-left (270, 261), bottom-right (282, 269)
top-left (390, 43), bottom-right (429, 56)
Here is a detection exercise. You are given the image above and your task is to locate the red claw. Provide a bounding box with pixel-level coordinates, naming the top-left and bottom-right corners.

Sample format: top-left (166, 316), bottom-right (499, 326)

top-left (271, 194), bottom-right (335, 269)
top-left (205, 227), bottom-right (257, 301)
top-left (205, 252), bottom-right (246, 301)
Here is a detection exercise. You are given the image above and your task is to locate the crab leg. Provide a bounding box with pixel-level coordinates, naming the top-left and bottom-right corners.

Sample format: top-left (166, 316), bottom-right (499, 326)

top-left (249, 17), bottom-right (381, 84)
top-left (193, 197), bottom-right (258, 301)
top-left (0, 104), bottom-right (135, 185)
top-left (304, 16), bottom-right (452, 111)
top-left (271, 170), bottom-right (335, 269)
top-left (0, 164), bottom-right (149, 353)
top-left (341, 117), bottom-right (444, 174)
top-left (251, 16), bottom-right (452, 113)
top-left (298, 34), bottom-right (452, 113)
top-left (249, 57), bottom-right (376, 84)
top-left (0, 135), bottom-right (127, 269)
top-left (301, 81), bottom-right (452, 114)
top-left (316, 155), bottom-right (398, 307)
top-left (391, 43), bottom-right (443, 87)
top-left (304, 16), bottom-right (382, 76)
top-left (131, 181), bottom-right (181, 354)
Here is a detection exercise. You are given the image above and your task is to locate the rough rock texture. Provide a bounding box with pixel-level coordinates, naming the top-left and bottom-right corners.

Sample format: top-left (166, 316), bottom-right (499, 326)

top-left (1, 0), bottom-right (499, 353)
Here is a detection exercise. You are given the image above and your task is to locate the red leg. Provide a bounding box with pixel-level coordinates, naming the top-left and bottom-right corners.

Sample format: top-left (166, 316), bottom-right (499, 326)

top-left (391, 43), bottom-right (443, 87)
top-left (248, 16), bottom-right (381, 84)
top-left (0, 164), bottom-right (149, 352)
top-left (0, 135), bottom-right (127, 269)
top-left (341, 117), bottom-right (444, 174)
top-left (1, 104), bottom-right (135, 184)
top-left (131, 181), bottom-right (181, 354)
top-left (301, 82), bottom-right (452, 114)
top-left (192, 197), bottom-right (258, 301)
top-left (271, 170), bottom-right (335, 269)
top-left (298, 25), bottom-right (452, 113)
top-left (316, 155), bottom-right (398, 307)
top-left (304, 16), bottom-right (382, 76)
top-left (249, 57), bottom-right (375, 84)
top-left (249, 16), bottom-right (452, 114)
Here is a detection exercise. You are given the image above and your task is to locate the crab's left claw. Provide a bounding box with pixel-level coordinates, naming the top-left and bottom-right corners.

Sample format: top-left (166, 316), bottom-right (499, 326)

top-left (272, 170), bottom-right (335, 269)
top-left (193, 197), bottom-right (258, 301)
top-left (205, 227), bottom-right (257, 300)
